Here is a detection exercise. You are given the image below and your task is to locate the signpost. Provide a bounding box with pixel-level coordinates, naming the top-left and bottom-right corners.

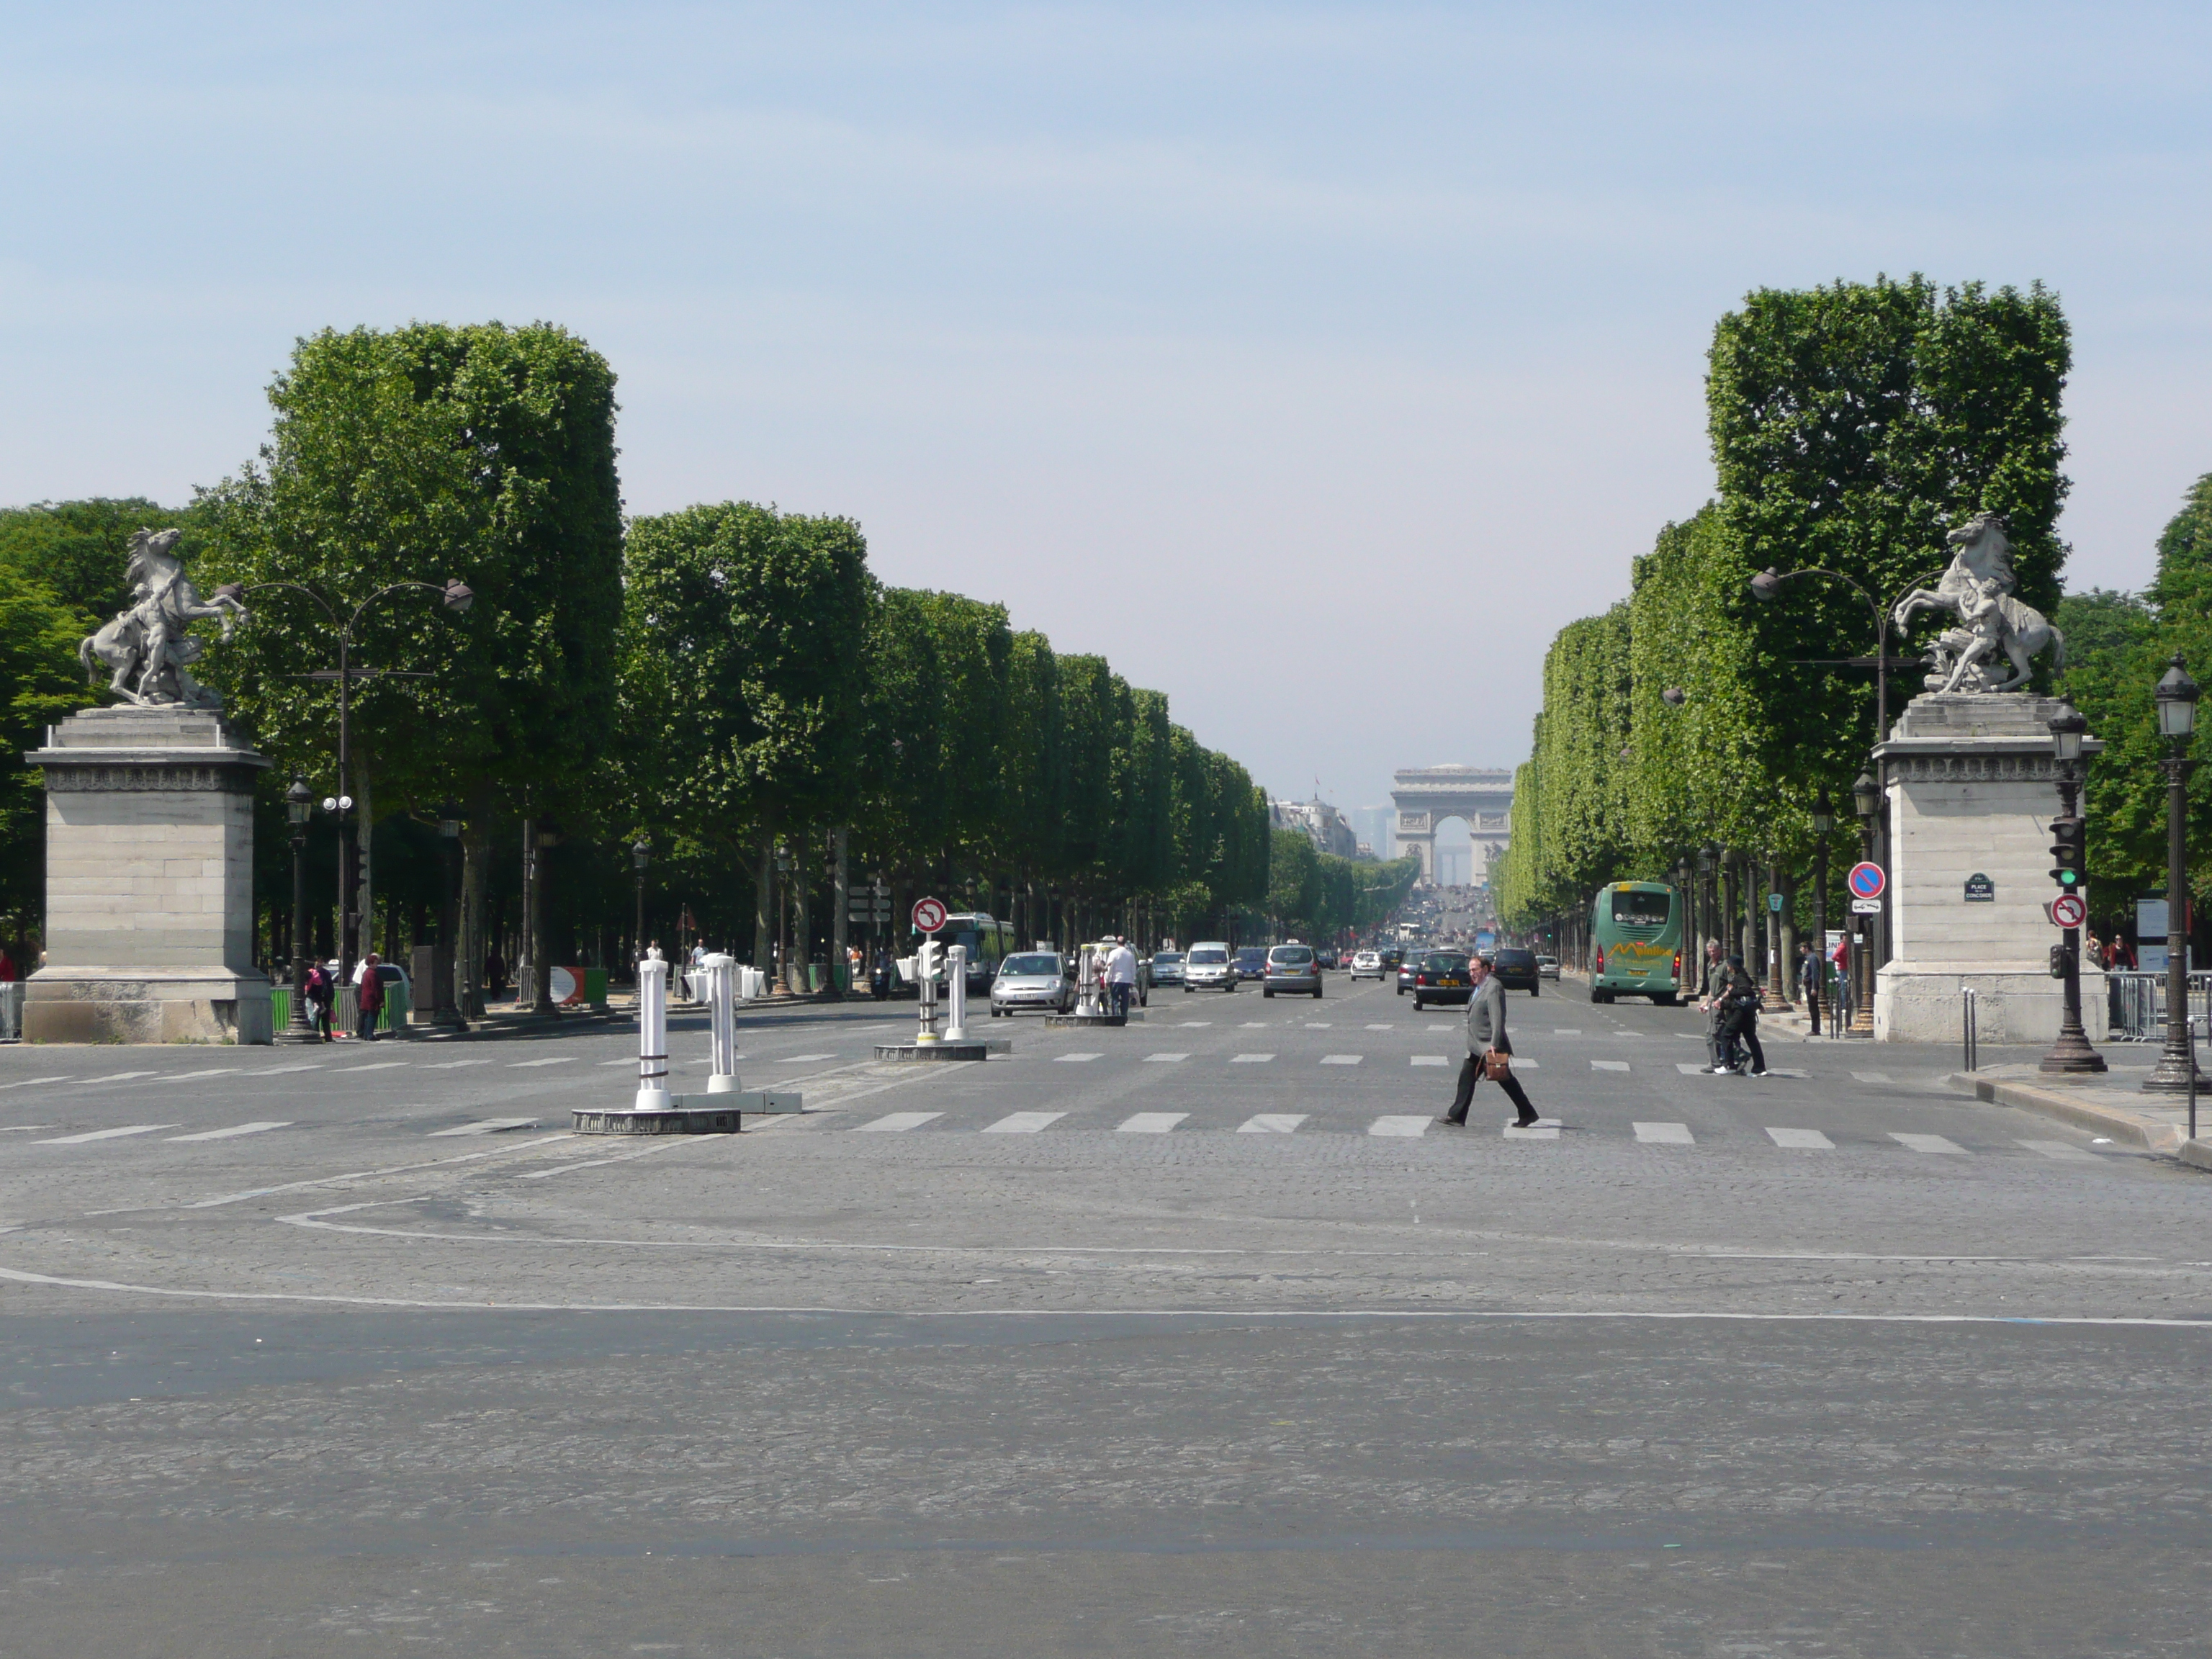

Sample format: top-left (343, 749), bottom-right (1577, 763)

top-left (1846, 862), bottom-right (1887, 902)
top-left (2049, 894), bottom-right (2087, 930)
top-left (1844, 863), bottom-right (1884, 1039)
top-left (912, 896), bottom-right (947, 935)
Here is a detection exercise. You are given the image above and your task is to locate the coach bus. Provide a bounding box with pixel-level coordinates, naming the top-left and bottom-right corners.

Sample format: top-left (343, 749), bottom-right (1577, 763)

top-left (904, 911), bottom-right (1013, 994)
top-left (1588, 881), bottom-right (1682, 1005)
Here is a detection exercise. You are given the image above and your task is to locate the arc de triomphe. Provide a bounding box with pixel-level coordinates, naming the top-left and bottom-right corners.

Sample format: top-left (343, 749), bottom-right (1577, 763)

top-left (1390, 765), bottom-right (1513, 886)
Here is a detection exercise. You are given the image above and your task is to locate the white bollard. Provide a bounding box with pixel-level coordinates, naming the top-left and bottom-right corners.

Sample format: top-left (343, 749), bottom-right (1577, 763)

top-left (1076, 943), bottom-right (1101, 1017)
top-left (703, 952), bottom-right (739, 1092)
top-left (915, 940), bottom-right (940, 1043)
top-left (636, 950), bottom-right (673, 1111)
top-left (945, 945), bottom-right (968, 1041)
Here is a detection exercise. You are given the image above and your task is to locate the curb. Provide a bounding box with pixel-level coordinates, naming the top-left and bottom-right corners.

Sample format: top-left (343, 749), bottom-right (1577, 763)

top-left (1946, 1071), bottom-right (2189, 1154)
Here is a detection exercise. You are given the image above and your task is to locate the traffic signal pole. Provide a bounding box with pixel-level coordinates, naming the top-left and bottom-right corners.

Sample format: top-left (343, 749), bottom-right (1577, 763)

top-left (2040, 770), bottom-right (2106, 1075)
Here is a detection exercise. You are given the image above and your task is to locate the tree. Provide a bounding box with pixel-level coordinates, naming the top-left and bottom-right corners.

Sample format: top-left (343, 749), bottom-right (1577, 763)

top-left (0, 562), bottom-right (94, 945)
top-left (0, 498), bottom-right (178, 627)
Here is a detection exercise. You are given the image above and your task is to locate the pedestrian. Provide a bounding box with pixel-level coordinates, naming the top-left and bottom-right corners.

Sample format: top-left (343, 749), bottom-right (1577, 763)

top-left (1696, 940), bottom-right (1730, 1069)
top-left (1830, 932), bottom-right (1851, 1020)
top-left (1714, 953), bottom-right (1768, 1076)
top-left (0, 944), bottom-right (15, 981)
top-left (1797, 940), bottom-right (1822, 1035)
top-left (1437, 953), bottom-right (1539, 1129)
top-left (306, 959), bottom-right (336, 1041)
top-left (485, 948), bottom-right (506, 1000)
top-left (1105, 936), bottom-right (1138, 1019)
top-left (356, 952), bottom-right (385, 1042)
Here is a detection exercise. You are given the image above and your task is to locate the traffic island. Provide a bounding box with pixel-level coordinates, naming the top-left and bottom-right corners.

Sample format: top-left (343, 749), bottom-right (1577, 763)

top-left (874, 1040), bottom-right (996, 1061)
top-left (1045, 1009), bottom-right (1144, 1028)
top-left (571, 1094), bottom-right (802, 1136)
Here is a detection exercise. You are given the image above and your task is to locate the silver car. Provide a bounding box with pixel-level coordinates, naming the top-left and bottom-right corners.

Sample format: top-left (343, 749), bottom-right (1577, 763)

top-left (1262, 943), bottom-right (1322, 999)
top-left (989, 951), bottom-right (1072, 1017)
top-left (1182, 941), bottom-right (1236, 992)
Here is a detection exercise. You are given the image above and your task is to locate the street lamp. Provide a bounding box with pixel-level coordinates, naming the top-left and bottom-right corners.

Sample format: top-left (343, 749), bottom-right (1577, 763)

top-left (2144, 655), bottom-right (2202, 1094)
top-left (1850, 770), bottom-right (1878, 1035)
top-left (528, 816), bottom-right (564, 1017)
top-left (2040, 704), bottom-right (2105, 1074)
top-left (276, 775), bottom-right (319, 1044)
top-left (435, 801), bottom-right (463, 1027)
top-left (632, 838), bottom-right (652, 972)
top-left (1809, 787), bottom-right (1834, 1036)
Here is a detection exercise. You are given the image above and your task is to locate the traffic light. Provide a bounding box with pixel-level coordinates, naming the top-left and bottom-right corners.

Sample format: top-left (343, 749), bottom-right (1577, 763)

top-left (2049, 816), bottom-right (2085, 891)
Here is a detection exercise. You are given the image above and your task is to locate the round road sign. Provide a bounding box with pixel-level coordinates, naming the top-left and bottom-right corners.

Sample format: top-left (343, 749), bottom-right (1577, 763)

top-left (1846, 861), bottom-right (1887, 902)
top-left (911, 896), bottom-right (948, 934)
top-left (2049, 894), bottom-right (2087, 930)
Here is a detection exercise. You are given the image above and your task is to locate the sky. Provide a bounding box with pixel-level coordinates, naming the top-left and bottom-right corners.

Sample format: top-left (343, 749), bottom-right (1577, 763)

top-left (4, 2), bottom-right (2211, 827)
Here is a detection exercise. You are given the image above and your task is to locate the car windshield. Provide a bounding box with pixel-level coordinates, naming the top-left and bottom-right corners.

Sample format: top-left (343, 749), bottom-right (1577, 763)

top-left (1188, 948), bottom-right (1227, 964)
top-left (1425, 953), bottom-right (1470, 971)
top-left (999, 954), bottom-right (1060, 976)
top-left (1495, 950), bottom-right (1535, 967)
top-left (1235, 949), bottom-right (1267, 961)
top-left (1269, 948), bottom-right (1313, 965)
top-left (1152, 953), bottom-right (1183, 965)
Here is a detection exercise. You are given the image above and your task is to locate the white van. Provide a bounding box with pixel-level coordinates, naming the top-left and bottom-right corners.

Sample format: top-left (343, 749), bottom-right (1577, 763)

top-left (1182, 940), bottom-right (1236, 992)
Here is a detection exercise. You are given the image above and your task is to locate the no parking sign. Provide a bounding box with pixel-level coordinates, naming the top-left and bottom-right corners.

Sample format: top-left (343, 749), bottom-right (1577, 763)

top-left (1846, 862), bottom-right (1886, 903)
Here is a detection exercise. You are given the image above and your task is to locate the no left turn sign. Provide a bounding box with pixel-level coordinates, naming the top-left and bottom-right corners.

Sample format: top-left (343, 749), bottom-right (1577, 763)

top-left (2049, 894), bottom-right (2087, 930)
top-left (912, 896), bottom-right (948, 934)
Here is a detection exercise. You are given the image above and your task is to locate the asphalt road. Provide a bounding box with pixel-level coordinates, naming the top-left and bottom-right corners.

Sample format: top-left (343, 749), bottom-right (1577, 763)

top-left (3, 975), bottom-right (2208, 1656)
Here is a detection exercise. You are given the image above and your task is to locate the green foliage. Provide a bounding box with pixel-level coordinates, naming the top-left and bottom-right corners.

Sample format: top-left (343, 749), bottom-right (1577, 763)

top-left (0, 498), bottom-right (178, 627)
top-left (1267, 828), bottom-right (1418, 939)
top-left (0, 560), bottom-right (95, 934)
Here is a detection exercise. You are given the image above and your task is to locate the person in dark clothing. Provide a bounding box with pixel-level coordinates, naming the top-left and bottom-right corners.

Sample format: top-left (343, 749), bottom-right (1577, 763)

top-left (1437, 955), bottom-right (1539, 1128)
top-left (305, 961), bottom-right (336, 1042)
top-left (356, 953), bottom-right (385, 1042)
top-left (1714, 953), bottom-right (1767, 1076)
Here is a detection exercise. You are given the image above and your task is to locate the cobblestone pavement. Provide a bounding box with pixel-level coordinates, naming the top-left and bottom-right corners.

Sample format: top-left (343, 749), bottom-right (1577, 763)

top-left (3, 979), bottom-right (2208, 1655)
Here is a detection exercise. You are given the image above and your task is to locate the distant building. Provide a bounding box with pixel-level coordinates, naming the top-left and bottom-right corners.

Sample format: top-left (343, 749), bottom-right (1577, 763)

top-left (1270, 796), bottom-right (1361, 858)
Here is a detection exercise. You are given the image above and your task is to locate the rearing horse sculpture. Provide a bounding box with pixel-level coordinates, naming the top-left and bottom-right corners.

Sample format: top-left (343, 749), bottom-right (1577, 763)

top-left (79, 529), bottom-right (248, 709)
top-left (1891, 513), bottom-right (2064, 693)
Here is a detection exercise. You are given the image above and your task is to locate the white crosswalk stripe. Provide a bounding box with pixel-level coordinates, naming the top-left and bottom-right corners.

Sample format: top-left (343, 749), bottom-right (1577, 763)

top-left (73, 1071), bottom-right (160, 1085)
top-left (1678, 1062), bottom-right (1717, 1075)
top-left (984, 1111), bottom-right (1064, 1133)
top-left (1890, 1132), bottom-right (1968, 1154)
top-left (1320, 1054), bottom-right (1362, 1066)
top-left (166, 1121), bottom-right (292, 1142)
top-left (1177, 1021), bottom-right (1213, 1028)
top-left (340, 1061), bottom-right (410, 1072)
top-left (1368, 1115), bottom-right (1429, 1137)
top-left (1143, 1053), bottom-right (1189, 1063)
top-left (1230, 1053), bottom-right (1274, 1064)
top-left (0, 1075), bottom-right (66, 1092)
top-left (1766, 1127), bottom-right (1833, 1149)
top-left (34, 1123), bottom-right (176, 1144)
top-left (856, 1112), bottom-right (941, 1132)
top-left (1591, 1059), bottom-right (1629, 1072)
top-left (1118, 1112), bottom-right (1187, 1133)
top-left (2020, 1138), bottom-right (2102, 1161)
top-left (1364, 1023), bottom-right (1394, 1030)
top-left (1503, 1122), bottom-right (1560, 1140)
top-left (1055, 1052), bottom-right (1102, 1064)
top-left (428, 1118), bottom-right (539, 1137)
top-left (779, 1053), bottom-right (837, 1064)
top-left (507, 1057), bottom-right (573, 1068)
top-left (1634, 1121), bottom-right (1695, 1144)
top-left (1411, 1055), bottom-right (1448, 1066)
top-left (1852, 1071), bottom-right (1894, 1084)
top-left (423, 1059), bottom-right (496, 1069)
top-left (1237, 1114), bottom-right (1305, 1133)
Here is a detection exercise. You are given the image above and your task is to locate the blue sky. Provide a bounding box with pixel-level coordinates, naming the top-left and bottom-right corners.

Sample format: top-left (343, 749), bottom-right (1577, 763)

top-left (4, 2), bottom-right (2209, 822)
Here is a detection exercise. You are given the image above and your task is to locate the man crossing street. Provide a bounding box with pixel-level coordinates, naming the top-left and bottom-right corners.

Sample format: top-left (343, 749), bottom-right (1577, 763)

top-left (1436, 953), bottom-right (1538, 1129)
top-left (1696, 940), bottom-right (1730, 1069)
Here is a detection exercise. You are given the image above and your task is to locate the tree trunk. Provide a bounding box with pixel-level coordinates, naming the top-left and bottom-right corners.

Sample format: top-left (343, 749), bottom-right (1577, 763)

top-left (830, 826), bottom-right (849, 998)
top-left (459, 811), bottom-right (489, 1018)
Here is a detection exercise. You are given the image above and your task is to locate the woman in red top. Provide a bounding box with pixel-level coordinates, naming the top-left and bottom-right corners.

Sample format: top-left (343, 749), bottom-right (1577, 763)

top-left (356, 953), bottom-right (385, 1042)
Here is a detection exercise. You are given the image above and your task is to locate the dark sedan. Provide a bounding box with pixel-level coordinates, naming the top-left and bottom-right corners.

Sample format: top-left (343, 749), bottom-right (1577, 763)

top-left (1410, 950), bottom-right (1474, 1011)
top-left (1491, 946), bottom-right (1541, 995)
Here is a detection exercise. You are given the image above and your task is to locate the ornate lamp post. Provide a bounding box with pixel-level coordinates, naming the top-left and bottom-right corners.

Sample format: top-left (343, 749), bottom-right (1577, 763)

top-left (2144, 656), bottom-right (2203, 1093)
top-left (632, 837), bottom-right (652, 970)
top-left (1851, 770), bottom-right (1879, 1035)
top-left (529, 817), bottom-right (563, 1017)
top-left (1809, 788), bottom-right (1835, 1036)
top-left (436, 801), bottom-right (464, 1027)
top-left (2041, 705), bottom-right (2106, 1074)
top-left (1697, 842), bottom-right (1718, 966)
top-left (276, 775), bottom-right (319, 1044)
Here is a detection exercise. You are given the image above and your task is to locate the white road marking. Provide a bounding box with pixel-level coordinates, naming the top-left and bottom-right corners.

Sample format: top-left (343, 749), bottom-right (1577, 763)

top-left (1238, 1114), bottom-right (1305, 1133)
top-left (1764, 1068), bottom-right (1811, 1079)
top-left (1852, 1071), bottom-right (1895, 1084)
top-left (1766, 1127), bottom-right (1834, 1150)
top-left (1365, 1023), bottom-right (1394, 1030)
top-left (507, 1057), bottom-right (573, 1068)
top-left (0, 1076), bottom-right (66, 1092)
top-left (166, 1121), bottom-right (292, 1142)
top-left (856, 1111), bottom-right (941, 1132)
top-left (254, 1064), bottom-right (325, 1075)
top-left (1305, 1022), bottom-right (1332, 1029)
top-left (984, 1111), bottom-right (1064, 1133)
top-left (423, 1059), bottom-right (497, 1069)
top-left (1368, 1116), bottom-right (1429, 1137)
top-left (168, 1069), bottom-right (239, 1080)
top-left (1054, 1053), bottom-right (1102, 1064)
top-left (1320, 1054), bottom-right (1362, 1066)
top-left (1230, 1053), bottom-right (1274, 1064)
top-left (1551, 1028), bottom-right (1583, 1035)
top-left (1634, 1121), bottom-right (1696, 1145)
top-left (599, 1058), bottom-right (637, 1066)
top-left (338, 1061), bottom-right (410, 1072)
top-left (1411, 1055), bottom-right (1448, 1067)
top-left (2020, 1138), bottom-right (2102, 1161)
top-left (1592, 1059), bottom-right (1629, 1072)
top-left (34, 1123), bottom-right (178, 1144)
top-left (1143, 1053), bottom-right (1189, 1064)
top-left (1503, 1123), bottom-right (1560, 1141)
top-left (1513, 1058), bottom-right (1539, 1070)
top-left (1177, 1021), bottom-right (1213, 1028)
top-left (1118, 1112), bottom-right (1187, 1133)
top-left (779, 1053), bottom-right (836, 1063)
top-left (73, 1071), bottom-right (160, 1085)
top-left (1240, 1022), bottom-right (1269, 1028)
top-left (1890, 1132), bottom-right (1969, 1155)
top-left (1678, 1062), bottom-right (1718, 1075)
top-left (428, 1118), bottom-right (540, 1137)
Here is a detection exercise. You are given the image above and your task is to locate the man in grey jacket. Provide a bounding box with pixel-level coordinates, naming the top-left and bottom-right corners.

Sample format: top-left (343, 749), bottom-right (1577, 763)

top-left (1437, 955), bottom-right (1539, 1128)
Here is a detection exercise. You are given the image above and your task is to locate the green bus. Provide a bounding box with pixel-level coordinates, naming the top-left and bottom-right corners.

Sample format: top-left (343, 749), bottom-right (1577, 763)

top-left (1589, 881), bottom-right (1682, 1005)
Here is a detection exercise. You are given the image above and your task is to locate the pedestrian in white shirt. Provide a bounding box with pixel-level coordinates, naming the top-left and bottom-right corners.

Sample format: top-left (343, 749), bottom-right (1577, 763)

top-left (1105, 939), bottom-right (1139, 1020)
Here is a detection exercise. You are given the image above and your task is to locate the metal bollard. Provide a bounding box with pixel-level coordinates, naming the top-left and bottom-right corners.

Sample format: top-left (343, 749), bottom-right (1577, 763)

top-left (945, 945), bottom-right (969, 1041)
top-left (1075, 944), bottom-right (1101, 1017)
top-left (636, 951), bottom-right (673, 1110)
top-left (1962, 986), bottom-right (1978, 1073)
top-left (702, 952), bottom-right (739, 1093)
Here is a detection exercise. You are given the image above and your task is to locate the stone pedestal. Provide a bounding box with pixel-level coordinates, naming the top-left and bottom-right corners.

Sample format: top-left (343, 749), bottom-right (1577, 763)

top-left (1872, 693), bottom-right (2105, 1046)
top-left (24, 706), bottom-right (274, 1044)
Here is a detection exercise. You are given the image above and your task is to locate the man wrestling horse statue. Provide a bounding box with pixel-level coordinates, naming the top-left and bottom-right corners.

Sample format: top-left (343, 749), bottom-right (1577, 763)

top-left (1891, 512), bottom-right (2065, 693)
top-left (79, 528), bottom-right (248, 709)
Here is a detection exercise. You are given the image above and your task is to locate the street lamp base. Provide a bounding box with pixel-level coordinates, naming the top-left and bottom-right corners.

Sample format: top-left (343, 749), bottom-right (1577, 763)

top-left (274, 1025), bottom-right (323, 1046)
top-left (2139, 1057), bottom-right (2207, 1092)
top-left (2038, 1035), bottom-right (2108, 1075)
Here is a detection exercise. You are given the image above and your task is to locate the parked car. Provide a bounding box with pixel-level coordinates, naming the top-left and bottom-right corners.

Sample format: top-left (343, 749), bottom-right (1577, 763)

top-left (1410, 949), bottom-right (1473, 1011)
top-left (1349, 948), bottom-right (1385, 981)
top-left (1262, 943), bottom-right (1323, 999)
top-left (1536, 953), bottom-right (1560, 981)
top-left (1182, 942), bottom-right (1237, 992)
top-left (1491, 946), bottom-right (1541, 995)
top-left (989, 951), bottom-right (1074, 1017)
top-left (1150, 950), bottom-right (1186, 987)
top-left (1233, 946), bottom-right (1269, 982)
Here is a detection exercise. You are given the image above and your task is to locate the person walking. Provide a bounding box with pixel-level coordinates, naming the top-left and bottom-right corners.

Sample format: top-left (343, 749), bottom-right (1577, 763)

top-left (1797, 940), bottom-right (1822, 1035)
top-left (355, 952), bottom-right (385, 1042)
top-left (1105, 937), bottom-right (1138, 1020)
top-left (1696, 940), bottom-right (1730, 1069)
top-left (305, 959), bottom-right (336, 1042)
top-left (1714, 953), bottom-right (1767, 1076)
top-left (1437, 953), bottom-right (1539, 1128)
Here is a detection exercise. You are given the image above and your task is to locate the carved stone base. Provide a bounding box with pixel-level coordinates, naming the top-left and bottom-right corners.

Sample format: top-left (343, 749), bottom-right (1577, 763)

top-left (22, 967), bottom-right (273, 1046)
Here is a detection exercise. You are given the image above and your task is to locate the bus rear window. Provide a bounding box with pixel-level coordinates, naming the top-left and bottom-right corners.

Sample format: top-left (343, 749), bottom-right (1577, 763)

top-left (1611, 889), bottom-right (1671, 925)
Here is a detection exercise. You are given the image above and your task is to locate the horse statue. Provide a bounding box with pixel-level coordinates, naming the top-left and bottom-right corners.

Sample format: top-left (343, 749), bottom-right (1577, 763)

top-left (78, 528), bottom-right (248, 709)
top-left (1891, 512), bottom-right (2064, 694)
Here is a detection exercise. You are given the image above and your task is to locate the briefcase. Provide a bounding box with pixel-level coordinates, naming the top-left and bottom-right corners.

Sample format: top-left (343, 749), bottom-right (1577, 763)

top-left (1483, 1049), bottom-right (1511, 1082)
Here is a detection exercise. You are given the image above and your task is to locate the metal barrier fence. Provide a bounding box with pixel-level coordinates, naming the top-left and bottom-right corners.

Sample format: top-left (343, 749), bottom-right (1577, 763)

top-left (2106, 971), bottom-right (2212, 1042)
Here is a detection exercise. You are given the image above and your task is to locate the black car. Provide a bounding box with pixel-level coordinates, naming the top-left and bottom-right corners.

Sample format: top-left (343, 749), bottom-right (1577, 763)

top-left (1411, 950), bottom-right (1473, 1011)
top-left (1491, 946), bottom-right (1541, 995)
